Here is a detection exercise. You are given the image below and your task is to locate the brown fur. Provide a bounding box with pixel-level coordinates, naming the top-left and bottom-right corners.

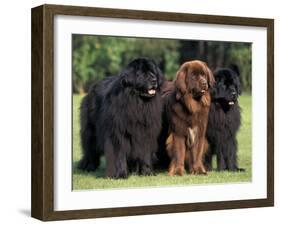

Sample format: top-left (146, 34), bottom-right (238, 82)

top-left (166, 60), bottom-right (214, 176)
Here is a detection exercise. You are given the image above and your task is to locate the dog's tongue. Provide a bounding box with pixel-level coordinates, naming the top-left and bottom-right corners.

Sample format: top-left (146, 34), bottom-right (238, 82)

top-left (229, 101), bottom-right (234, 105)
top-left (148, 89), bottom-right (156, 95)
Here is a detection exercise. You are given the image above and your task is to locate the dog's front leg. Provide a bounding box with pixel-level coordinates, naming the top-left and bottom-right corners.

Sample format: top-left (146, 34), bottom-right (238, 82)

top-left (105, 138), bottom-right (129, 179)
top-left (190, 137), bottom-right (207, 175)
top-left (168, 134), bottom-right (186, 176)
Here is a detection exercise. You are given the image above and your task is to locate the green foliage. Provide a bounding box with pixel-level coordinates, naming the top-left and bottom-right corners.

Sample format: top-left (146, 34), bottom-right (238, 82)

top-left (72, 94), bottom-right (252, 190)
top-left (227, 43), bottom-right (252, 91)
top-left (72, 35), bottom-right (128, 93)
top-left (164, 49), bottom-right (180, 80)
top-left (72, 35), bottom-right (179, 93)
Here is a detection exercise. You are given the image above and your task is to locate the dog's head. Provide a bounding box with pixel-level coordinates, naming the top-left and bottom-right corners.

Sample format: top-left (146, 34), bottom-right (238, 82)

top-left (120, 57), bottom-right (164, 98)
top-left (211, 64), bottom-right (241, 106)
top-left (175, 60), bottom-right (215, 100)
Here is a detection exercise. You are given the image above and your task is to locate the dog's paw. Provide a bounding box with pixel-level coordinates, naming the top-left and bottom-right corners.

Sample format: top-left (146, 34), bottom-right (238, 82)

top-left (141, 166), bottom-right (154, 176)
top-left (169, 166), bottom-right (185, 176)
top-left (107, 170), bottom-right (128, 179)
top-left (233, 167), bottom-right (245, 172)
top-left (77, 158), bottom-right (98, 172)
top-left (191, 163), bottom-right (207, 175)
top-left (175, 167), bottom-right (185, 176)
top-left (237, 168), bottom-right (246, 172)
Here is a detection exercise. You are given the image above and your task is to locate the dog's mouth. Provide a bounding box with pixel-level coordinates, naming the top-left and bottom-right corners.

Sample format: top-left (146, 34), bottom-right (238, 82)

top-left (148, 89), bottom-right (156, 96)
top-left (215, 98), bottom-right (237, 108)
top-left (192, 88), bottom-right (207, 98)
top-left (140, 87), bottom-right (157, 98)
top-left (200, 90), bottom-right (206, 94)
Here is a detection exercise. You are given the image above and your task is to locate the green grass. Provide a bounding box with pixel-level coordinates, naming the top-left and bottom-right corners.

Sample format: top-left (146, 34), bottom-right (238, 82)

top-left (72, 94), bottom-right (252, 190)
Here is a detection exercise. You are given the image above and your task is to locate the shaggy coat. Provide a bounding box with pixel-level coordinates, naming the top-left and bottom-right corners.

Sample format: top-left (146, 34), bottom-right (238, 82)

top-left (165, 60), bottom-right (215, 175)
top-left (78, 58), bottom-right (164, 179)
top-left (205, 65), bottom-right (244, 171)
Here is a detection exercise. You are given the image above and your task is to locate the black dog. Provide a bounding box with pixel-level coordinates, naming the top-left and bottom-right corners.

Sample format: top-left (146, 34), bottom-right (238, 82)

top-left (78, 58), bottom-right (164, 179)
top-left (205, 65), bottom-right (244, 171)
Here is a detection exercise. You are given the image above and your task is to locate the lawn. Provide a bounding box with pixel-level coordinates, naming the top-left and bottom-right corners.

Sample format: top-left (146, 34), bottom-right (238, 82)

top-left (72, 94), bottom-right (252, 190)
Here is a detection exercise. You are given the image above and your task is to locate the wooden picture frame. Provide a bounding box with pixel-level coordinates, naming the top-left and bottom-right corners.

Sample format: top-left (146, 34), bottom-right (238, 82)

top-left (31, 4), bottom-right (274, 221)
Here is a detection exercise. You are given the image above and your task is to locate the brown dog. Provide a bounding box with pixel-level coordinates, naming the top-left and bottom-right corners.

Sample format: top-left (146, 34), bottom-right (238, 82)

top-left (166, 60), bottom-right (215, 176)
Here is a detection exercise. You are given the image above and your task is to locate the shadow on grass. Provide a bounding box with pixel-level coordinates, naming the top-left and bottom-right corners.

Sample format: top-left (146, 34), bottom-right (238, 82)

top-left (72, 159), bottom-right (169, 179)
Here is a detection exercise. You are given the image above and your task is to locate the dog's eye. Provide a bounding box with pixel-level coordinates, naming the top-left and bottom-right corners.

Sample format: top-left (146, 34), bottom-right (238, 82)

top-left (191, 74), bottom-right (196, 80)
top-left (219, 82), bottom-right (226, 89)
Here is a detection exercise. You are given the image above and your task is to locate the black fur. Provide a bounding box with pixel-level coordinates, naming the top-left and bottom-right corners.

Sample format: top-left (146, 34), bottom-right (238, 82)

top-left (205, 65), bottom-right (245, 171)
top-left (78, 58), bottom-right (164, 179)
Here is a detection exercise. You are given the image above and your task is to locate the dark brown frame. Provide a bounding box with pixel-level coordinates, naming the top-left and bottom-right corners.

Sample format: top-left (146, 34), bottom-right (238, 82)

top-left (31, 4), bottom-right (274, 221)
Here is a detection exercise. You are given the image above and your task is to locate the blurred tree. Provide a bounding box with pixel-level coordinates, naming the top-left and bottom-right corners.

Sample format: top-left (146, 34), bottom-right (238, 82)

top-left (72, 35), bottom-right (128, 93)
top-left (72, 35), bottom-right (252, 93)
top-left (72, 35), bottom-right (179, 93)
top-left (226, 43), bottom-right (252, 91)
top-left (178, 40), bottom-right (251, 91)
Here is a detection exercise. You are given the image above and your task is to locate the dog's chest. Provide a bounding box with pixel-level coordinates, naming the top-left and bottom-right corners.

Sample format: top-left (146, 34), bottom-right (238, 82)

top-left (186, 126), bottom-right (199, 147)
top-left (212, 104), bottom-right (238, 127)
top-left (171, 102), bottom-right (207, 137)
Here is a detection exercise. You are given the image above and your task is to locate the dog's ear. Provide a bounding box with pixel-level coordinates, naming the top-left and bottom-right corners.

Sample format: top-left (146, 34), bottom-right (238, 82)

top-left (154, 62), bottom-right (164, 88)
top-left (229, 64), bottom-right (240, 76)
top-left (147, 58), bottom-right (165, 88)
top-left (229, 64), bottom-right (242, 95)
top-left (175, 68), bottom-right (188, 100)
top-left (161, 80), bottom-right (175, 98)
top-left (237, 83), bottom-right (242, 95)
top-left (120, 69), bottom-right (135, 87)
top-left (204, 63), bottom-right (215, 88)
top-left (229, 64), bottom-right (242, 94)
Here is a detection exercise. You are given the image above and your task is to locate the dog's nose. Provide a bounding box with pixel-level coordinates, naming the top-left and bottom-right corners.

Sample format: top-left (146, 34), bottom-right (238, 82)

top-left (151, 77), bottom-right (157, 85)
top-left (200, 79), bottom-right (207, 87)
top-left (231, 91), bottom-right (237, 98)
